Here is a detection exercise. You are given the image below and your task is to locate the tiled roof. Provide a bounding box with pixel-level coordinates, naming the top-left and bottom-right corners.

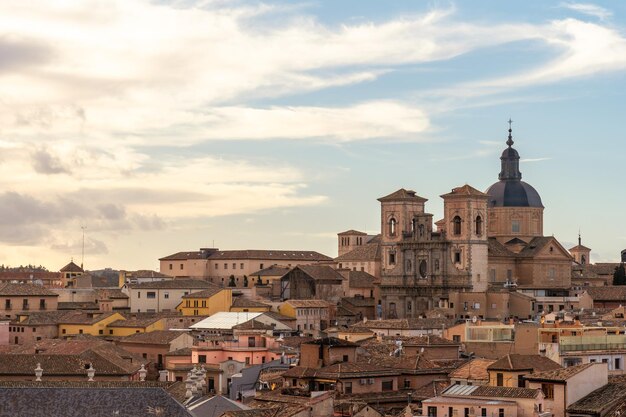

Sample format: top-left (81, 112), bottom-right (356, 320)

top-left (284, 300), bottom-right (331, 308)
top-left (57, 301), bottom-right (99, 310)
top-left (232, 319), bottom-right (274, 331)
top-left (166, 347), bottom-right (192, 356)
top-left (129, 278), bottom-right (215, 289)
top-left (584, 286), bottom-right (626, 301)
top-left (341, 297), bottom-right (376, 308)
top-left (117, 330), bottom-right (189, 345)
top-left (488, 238), bottom-right (516, 257)
top-left (567, 382), bottom-right (626, 414)
top-left (60, 261), bottom-right (84, 272)
top-left (0, 387), bottom-right (192, 417)
top-left (449, 358), bottom-right (495, 381)
top-left (249, 265), bottom-right (291, 277)
top-left (440, 184), bottom-right (489, 198)
top-left (524, 362), bottom-right (594, 382)
top-left (315, 362), bottom-right (401, 378)
top-left (351, 318), bottom-right (456, 331)
top-left (57, 311), bottom-right (119, 325)
top-left (291, 265), bottom-right (344, 282)
top-left (0, 282), bottom-right (59, 296)
top-left (278, 336), bottom-right (314, 350)
top-left (209, 250), bottom-right (332, 261)
top-left (264, 311), bottom-right (296, 322)
top-left (107, 317), bottom-right (163, 328)
top-left (443, 384), bottom-right (540, 399)
top-left (231, 298), bottom-right (270, 309)
top-left (377, 189), bottom-right (427, 203)
top-left (95, 288), bottom-right (128, 299)
top-left (412, 380), bottom-right (451, 400)
top-left (121, 269), bottom-right (170, 278)
top-left (303, 337), bottom-right (358, 347)
top-left (335, 241), bottom-right (381, 262)
top-left (14, 311), bottom-right (75, 326)
top-left (182, 287), bottom-right (224, 299)
top-left (337, 305), bottom-right (357, 316)
top-left (159, 251), bottom-right (206, 260)
top-left (488, 354), bottom-right (561, 372)
top-left (347, 270), bottom-right (377, 288)
top-left (337, 230), bottom-right (368, 236)
top-left (398, 335), bottom-right (460, 346)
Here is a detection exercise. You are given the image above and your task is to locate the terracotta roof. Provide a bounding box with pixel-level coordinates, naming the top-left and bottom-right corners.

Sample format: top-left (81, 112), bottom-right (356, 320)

top-left (264, 311), bottom-right (296, 322)
top-left (440, 184), bottom-right (489, 198)
top-left (182, 287), bottom-right (225, 299)
top-left (232, 319), bottom-right (274, 331)
top-left (377, 189), bottom-right (427, 203)
top-left (342, 297), bottom-right (376, 308)
top-left (57, 301), bottom-right (99, 310)
top-left (166, 347), bottom-right (192, 356)
top-left (412, 380), bottom-right (451, 400)
top-left (107, 316), bottom-right (163, 328)
top-left (399, 335), bottom-right (460, 346)
top-left (60, 261), bottom-right (84, 273)
top-left (337, 230), bottom-right (368, 236)
top-left (282, 366), bottom-right (318, 379)
top-left (488, 354), bottom-right (561, 372)
top-left (231, 298), bottom-right (271, 309)
top-left (159, 251), bottom-right (207, 261)
top-left (449, 358), bottom-right (495, 381)
top-left (121, 269), bottom-right (169, 278)
top-left (443, 384), bottom-right (541, 399)
top-left (335, 241), bottom-right (381, 262)
top-left (209, 250), bottom-right (332, 261)
top-left (117, 330), bottom-right (189, 345)
top-left (0, 282), bottom-right (59, 296)
top-left (14, 311), bottom-right (75, 326)
top-left (57, 311), bottom-right (119, 325)
top-left (288, 265), bottom-right (344, 282)
top-left (128, 278), bottom-right (214, 289)
top-left (567, 382), bottom-right (626, 415)
top-left (488, 238), bottom-right (515, 257)
top-left (584, 286), bottom-right (626, 301)
top-left (95, 288), bottom-right (128, 299)
top-left (347, 270), bottom-right (377, 288)
top-left (351, 318), bottom-right (455, 331)
top-left (303, 337), bottom-right (358, 347)
top-left (278, 336), bottom-right (314, 350)
top-left (284, 300), bottom-right (331, 308)
top-left (249, 265), bottom-right (291, 277)
top-left (524, 363), bottom-right (595, 382)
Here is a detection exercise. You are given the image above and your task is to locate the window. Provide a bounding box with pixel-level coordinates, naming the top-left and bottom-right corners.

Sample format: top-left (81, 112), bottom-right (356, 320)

top-left (233, 263), bottom-right (236, 269)
top-left (260, 263), bottom-right (264, 269)
top-left (404, 380), bottom-right (411, 388)
top-left (22, 299), bottom-right (28, 309)
top-left (541, 383), bottom-right (554, 399)
top-left (419, 260), bottom-right (427, 278)
top-left (496, 373), bottom-right (503, 386)
top-left (169, 263), bottom-right (173, 270)
top-left (224, 263), bottom-right (228, 269)
top-left (164, 292), bottom-right (169, 299)
top-left (62, 329), bottom-right (66, 334)
top-left (498, 409), bottom-right (504, 417)
top-left (490, 269), bottom-right (496, 282)
top-left (142, 353), bottom-right (148, 359)
top-left (518, 375), bottom-right (525, 388)
top-left (453, 216), bottom-right (462, 235)
top-left (78, 329), bottom-right (83, 334)
top-left (381, 380), bottom-right (393, 391)
top-left (199, 355), bottom-right (207, 363)
top-left (453, 335), bottom-right (461, 343)
top-left (99, 330), bottom-right (103, 335)
top-left (454, 251), bottom-right (461, 264)
top-left (616, 358), bottom-right (621, 370)
top-left (548, 268), bottom-right (556, 280)
top-left (215, 263), bottom-right (219, 269)
top-left (344, 382), bottom-right (352, 394)
top-left (245, 357), bottom-right (250, 365)
top-left (240, 263), bottom-right (244, 269)
top-left (407, 301), bottom-right (412, 311)
top-left (343, 355), bottom-right (349, 362)
top-left (512, 220), bottom-right (520, 233)
top-left (475, 215), bottom-right (482, 235)
top-left (5, 300), bottom-right (10, 309)
top-left (39, 299), bottom-right (46, 310)
top-left (389, 252), bottom-right (396, 265)
top-left (435, 259), bottom-right (440, 271)
top-left (389, 218), bottom-right (397, 236)
top-left (248, 337), bottom-right (256, 348)
top-left (137, 292), bottom-right (140, 299)
top-left (180, 263), bottom-right (184, 270)
top-left (427, 406), bottom-right (437, 417)
top-left (147, 292), bottom-right (156, 299)
top-left (481, 408), bottom-right (487, 417)
top-left (109, 330), bottom-right (113, 335)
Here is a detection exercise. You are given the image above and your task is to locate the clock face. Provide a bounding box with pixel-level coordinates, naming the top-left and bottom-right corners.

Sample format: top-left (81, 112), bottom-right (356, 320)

top-left (419, 260), bottom-right (427, 278)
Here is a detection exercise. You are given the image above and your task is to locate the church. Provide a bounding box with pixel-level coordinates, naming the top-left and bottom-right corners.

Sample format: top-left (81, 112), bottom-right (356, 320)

top-left (337, 125), bottom-right (574, 320)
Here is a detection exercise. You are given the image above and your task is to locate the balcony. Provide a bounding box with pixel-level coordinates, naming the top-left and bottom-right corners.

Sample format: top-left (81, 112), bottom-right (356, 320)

top-left (560, 335), bottom-right (626, 353)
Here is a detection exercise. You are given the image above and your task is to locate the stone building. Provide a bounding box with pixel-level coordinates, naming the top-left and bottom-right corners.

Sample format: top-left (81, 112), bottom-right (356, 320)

top-left (359, 125), bottom-right (575, 319)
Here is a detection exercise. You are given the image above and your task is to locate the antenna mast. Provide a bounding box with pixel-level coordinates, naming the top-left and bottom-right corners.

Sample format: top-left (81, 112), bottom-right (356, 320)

top-left (81, 225), bottom-right (86, 269)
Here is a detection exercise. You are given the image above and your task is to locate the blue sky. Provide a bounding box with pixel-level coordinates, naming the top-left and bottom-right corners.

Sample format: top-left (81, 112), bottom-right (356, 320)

top-left (0, 0), bottom-right (624, 270)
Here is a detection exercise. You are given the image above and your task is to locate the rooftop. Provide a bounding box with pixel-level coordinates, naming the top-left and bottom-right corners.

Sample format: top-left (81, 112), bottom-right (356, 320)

top-left (283, 299), bottom-right (331, 308)
top-left (190, 312), bottom-right (263, 330)
top-left (524, 363), bottom-right (595, 382)
top-left (449, 358), bottom-right (496, 381)
top-left (488, 354), bottom-right (561, 372)
top-left (182, 287), bottom-right (225, 299)
top-left (128, 279), bottom-right (215, 290)
top-left (443, 384), bottom-right (540, 399)
top-left (0, 282), bottom-right (59, 297)
top-left (116, 330), bottom-right (190, 345)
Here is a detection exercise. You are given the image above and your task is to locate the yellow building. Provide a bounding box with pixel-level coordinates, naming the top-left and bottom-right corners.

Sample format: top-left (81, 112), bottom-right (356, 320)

top-left (230, 297), bottom-right (271, 313)
top-left (59, 312), bottom-right (125, 337)
top-left (106, 317), bottom-right (166, 337)
top-left (176, 288), bottom-right (232, 316)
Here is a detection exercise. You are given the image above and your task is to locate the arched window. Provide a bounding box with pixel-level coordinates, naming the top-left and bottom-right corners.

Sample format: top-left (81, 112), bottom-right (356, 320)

top-left (453, 216), bottom-right (462, 236)
top-left (406, 259), bottom-right (412, 272)
top-left (411, 218), bottom-right (417, 233)
top-left (581, 255), bottom-right (586, 265)
top-left (475, 215), bottom-right (483, 236)
top-left (389, 218), bottom-right (397, 236)
top-left (418, 224), bottom-right (424, 237)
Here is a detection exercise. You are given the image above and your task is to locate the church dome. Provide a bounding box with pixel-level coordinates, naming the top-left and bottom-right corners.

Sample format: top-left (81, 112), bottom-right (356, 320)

top-left (485, 123), bottom-right (544, 208)
top-left (486, 180), bottom-right (543, 208)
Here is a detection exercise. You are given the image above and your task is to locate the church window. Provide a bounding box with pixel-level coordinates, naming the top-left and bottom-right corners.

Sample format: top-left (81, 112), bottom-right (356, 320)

top-left (511, 220), bottom-right (520, 233)
top-left (475, 215), bottom-right (483, 235)
top-left (434, 259), bottom-right (440, 271)
top-left (454, 251), bottom-right (461, 264)
top-left (406, 260), bottom-right (412, 272)
top-left (389, 218), bottom-right (397, 236)
top-left (581, 255), bottom-right (586, 265)
top-left (453, 216), bottom-right (462, 235)
top-left (419, 224), bottom-right (425, 237)
top-left (419, 260), bottom-right (427, 278)
top-left (411, 218), bottom-right (417, 233)
top-left (389, 252), bottom-right (396, 265)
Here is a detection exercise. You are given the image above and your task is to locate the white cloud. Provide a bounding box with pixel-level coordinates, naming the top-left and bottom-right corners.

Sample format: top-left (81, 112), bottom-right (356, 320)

top-left (521, 157), bottom-right (552, 163)
top-left (560, 3), bottom-right (612, 20)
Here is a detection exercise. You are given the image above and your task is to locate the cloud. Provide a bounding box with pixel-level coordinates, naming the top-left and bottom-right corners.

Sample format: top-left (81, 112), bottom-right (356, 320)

top-left (50, 236), bottom-right (109, 255)
top-left (521, 157), bottom-right (552, 163)
top-left (560, 3), bottom-right (612, 20)
top-left (32, 148), bottom-right (70, 174)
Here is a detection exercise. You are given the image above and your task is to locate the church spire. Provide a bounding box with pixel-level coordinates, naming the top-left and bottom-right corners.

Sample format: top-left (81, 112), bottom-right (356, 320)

top-left (498, 119), bottom-right (522, 181)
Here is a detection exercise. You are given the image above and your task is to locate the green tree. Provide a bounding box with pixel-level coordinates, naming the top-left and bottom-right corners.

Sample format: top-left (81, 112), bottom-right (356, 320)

top-left (613, 263), bottom-right (626, 285)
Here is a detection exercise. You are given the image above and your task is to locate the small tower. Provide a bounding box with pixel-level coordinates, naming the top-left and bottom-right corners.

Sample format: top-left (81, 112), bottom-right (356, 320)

top-left (569, 233), bottom-right (591, 265)
top-left (441, 184), bottom-right (490, 292)
top-left (337, 230), bottom-right (368, 257)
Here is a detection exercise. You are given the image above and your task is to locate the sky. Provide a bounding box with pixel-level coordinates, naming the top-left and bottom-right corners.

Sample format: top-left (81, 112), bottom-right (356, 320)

top-left (1, 0), bottom-right (625, 271)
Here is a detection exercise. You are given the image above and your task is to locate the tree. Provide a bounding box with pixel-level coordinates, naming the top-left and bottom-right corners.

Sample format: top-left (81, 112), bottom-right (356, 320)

top-left (613, 263), bottom-right (626, 285)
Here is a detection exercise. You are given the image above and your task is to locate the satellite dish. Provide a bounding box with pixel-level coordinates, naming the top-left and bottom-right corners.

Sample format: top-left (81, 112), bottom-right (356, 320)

top-left (472, 316), bottom-right (477, 323)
